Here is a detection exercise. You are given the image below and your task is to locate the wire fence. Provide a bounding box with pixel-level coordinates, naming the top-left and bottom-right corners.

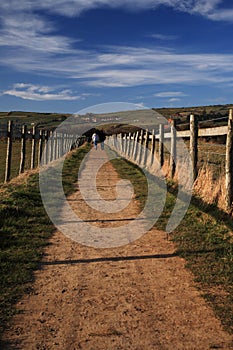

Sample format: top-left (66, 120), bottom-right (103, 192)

top-left (0, 121), bottom-right (85, 183)
top-left (106, 112), bottom-right (233, 212)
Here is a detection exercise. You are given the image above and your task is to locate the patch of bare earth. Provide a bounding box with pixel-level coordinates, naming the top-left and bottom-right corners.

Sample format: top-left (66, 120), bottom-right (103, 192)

top-left (3, 148), bottom-right (233, 350)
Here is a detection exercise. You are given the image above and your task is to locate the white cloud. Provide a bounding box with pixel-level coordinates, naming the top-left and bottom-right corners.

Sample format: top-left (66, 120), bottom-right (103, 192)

top-left (3, 83), bottom-right (88, 101)
top-left (0, 1), bottom-right (233, 93)
top-left (0, 0), bottom-right (231, 60)
top-left (207, 8), bottom-right (233, 21)
top-left (0, 0), bottom-right (231, 22)
top-left (0, 13), bottom-right (77, 53)
top-left (1, 45), bottom-right (233, 89)
top-left (154, 91), bottom-right (187, 97)
top-left (169, 98), bottom-right (180, 102)
top-left (150, 33), bottom-right (178, 41)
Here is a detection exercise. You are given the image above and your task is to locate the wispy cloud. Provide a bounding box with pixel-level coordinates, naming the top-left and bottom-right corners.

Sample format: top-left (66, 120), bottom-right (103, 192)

top-left (3, 83), bottom-right (89, 101)
top-left (0, 14), bottom-right (77, 53)
top-left (0, 1), bottom-right (233, 95)
top-left (169, 98), bottom-right (181, 102)
top-left (0, 1), bottom-right (231, 63)
top-left (150, 33), bottom-right (178, 41)
top-left (154, 91), bottom-right (187, 98)
top-left (1, 45), bottom-right (233, 89)
top-left (0, 1), bottom-right (231, 22)
top-left (207, 8), bottom-right (233, 21)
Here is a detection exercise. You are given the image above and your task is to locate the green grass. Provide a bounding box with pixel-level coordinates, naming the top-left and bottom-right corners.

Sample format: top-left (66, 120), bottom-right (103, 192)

top-left (110, 158), bottom-right (148, 209)
top-left (111, 156), bottom-right (233, 334)
top-left (0, 143), bottom-right (91, 343)
top-left (172, 196), bottom-right (233, 333)
top-left (0, 176), bottom-right (54, 340)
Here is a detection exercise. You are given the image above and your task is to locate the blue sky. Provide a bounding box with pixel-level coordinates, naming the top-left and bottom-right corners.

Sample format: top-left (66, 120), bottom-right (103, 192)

top-left (0, 0), bottom-right (233, 113)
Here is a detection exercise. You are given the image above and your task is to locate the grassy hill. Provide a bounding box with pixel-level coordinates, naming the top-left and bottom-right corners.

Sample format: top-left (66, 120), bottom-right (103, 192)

top-left (0, 103), bottom-right (232, 136)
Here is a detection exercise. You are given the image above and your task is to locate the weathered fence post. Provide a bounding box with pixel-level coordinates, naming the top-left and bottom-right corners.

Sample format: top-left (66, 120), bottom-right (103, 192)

top-left (133, 131), bottom-right (139, 161)
top-left (120, 133), bottom-right (123, 154)
top-left (49, 131), bottom-right (54, 162)
top-left (44, 130), bottom-right (49, 164)
top-left (123, 133), bottom-right (127, 154)
top-left (60, 132), bottom-right (64, 157)
top-left (170, 119), bottom-right (177, 178)
top-left (143, 129), bottom-right (149, 166)
top-left (127, 132), bottom-right (131, 158)
top-left (150, 129), bottom-right (155, 167)
top-left (5, 120), bottom-right (13, 182)
top-left (159, 124), bottom-right (164, 168)
top-left (190, 114), bottom-right (198, 181)
top-left (113, 134), bottom-right (117, 150)
top-left (19, 124), bottom-right (27, 174)
top-left (54, 132), bottom-right (58, 160)
top-left (225, 108), bottom-right (233, 211)
top-left (38, 130), bottom-right (44, 166)
top-left (130, 132), bottom-right (136, 159)
top-left (31, 125), bottom-right (36, 169)
top-left (138, 129), bottom-right (144, 165)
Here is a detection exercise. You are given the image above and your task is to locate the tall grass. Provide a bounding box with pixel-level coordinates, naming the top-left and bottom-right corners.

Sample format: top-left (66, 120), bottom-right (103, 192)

top-left (194, 163), bottom-right (226, 210)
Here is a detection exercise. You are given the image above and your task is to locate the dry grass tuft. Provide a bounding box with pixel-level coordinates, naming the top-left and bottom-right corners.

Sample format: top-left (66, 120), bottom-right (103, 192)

top-left (194, 163), bottom-right (226, 210)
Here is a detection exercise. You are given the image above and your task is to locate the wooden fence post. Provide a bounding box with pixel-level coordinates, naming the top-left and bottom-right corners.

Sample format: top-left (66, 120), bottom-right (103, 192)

top-left (225, 108), bottom-right (233, 211)
top-left (130, 132), bottom-right (136, 159)
top-left (123, 133), bottom-right (127, 154)
top-left (170, 119), bottom-right (177, 178)
top-left (143, 129), bottom-right (149, 166)
top-left (159, 124), bottom-right (164, 168)
top-left (49, 131), bottom-right (54, 162)
top-left (19, 124), bottom-right (27, 174)
top-left (60, 132), bottom-right (64, 156)
top-left (120, 133), bottom-right (123, 154)
top-left (133, 131), bottom-right (139, 161)
top-left (31, 125), bottom-right (36, 169)
top-left (44, 130), bottom-right (49, 164)
top-left (5, 120), bottom-right (13, 182)
top-left (38, 130), bottom-right (43, 166)
top-left (127, 132), bottom-right (131, 158)
top-left (138, 129), bottom-right (144, 165)
top-left (150, 129), bottom-right (155, 167)
top-left (54, 132), bottom-right (58, 160)
top-left (190, 114), bottom-right (198, 181)
top-left (113, 134), bottom-right (117, 150)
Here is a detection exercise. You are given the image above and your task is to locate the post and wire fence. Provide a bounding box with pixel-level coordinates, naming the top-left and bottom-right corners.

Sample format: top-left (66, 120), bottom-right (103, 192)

top-left (106, 109), bottom-right (233, 212)
top-left (0, 121), bottom-right (85, 183)
top-left (1, 111), bottom-right (233, 212)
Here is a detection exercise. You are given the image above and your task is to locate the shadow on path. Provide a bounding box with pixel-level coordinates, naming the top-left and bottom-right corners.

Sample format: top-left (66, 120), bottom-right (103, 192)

top-left (40, 252), bottom-right (177, 266)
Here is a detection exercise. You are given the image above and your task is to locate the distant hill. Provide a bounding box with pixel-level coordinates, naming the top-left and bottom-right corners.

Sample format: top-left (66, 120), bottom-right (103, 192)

top-left (155, 103), bottom-right (233, 130)
top-left (0, 103), bottom-right (232, 135)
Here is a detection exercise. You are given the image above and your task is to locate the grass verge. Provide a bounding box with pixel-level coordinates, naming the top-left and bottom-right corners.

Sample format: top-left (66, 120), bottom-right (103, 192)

top-left (111, 156), bottom-right (233, 334)
top-left (0, 143), bottom-right (91, 342)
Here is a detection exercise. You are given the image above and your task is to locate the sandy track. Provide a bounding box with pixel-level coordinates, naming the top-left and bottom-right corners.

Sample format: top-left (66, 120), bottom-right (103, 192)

top-left (3, 148), bottom-right (233, 349)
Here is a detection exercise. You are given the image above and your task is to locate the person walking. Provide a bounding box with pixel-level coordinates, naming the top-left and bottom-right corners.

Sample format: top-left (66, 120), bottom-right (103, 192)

top-left (92, 132), bottom-right (99, 150)
top-left (98, 129), bottom-right (106, 150)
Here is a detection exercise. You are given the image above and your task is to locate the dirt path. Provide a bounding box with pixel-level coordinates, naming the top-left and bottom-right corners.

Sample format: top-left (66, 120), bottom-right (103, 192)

top-left (3, 148), bottom-right (233, 350)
